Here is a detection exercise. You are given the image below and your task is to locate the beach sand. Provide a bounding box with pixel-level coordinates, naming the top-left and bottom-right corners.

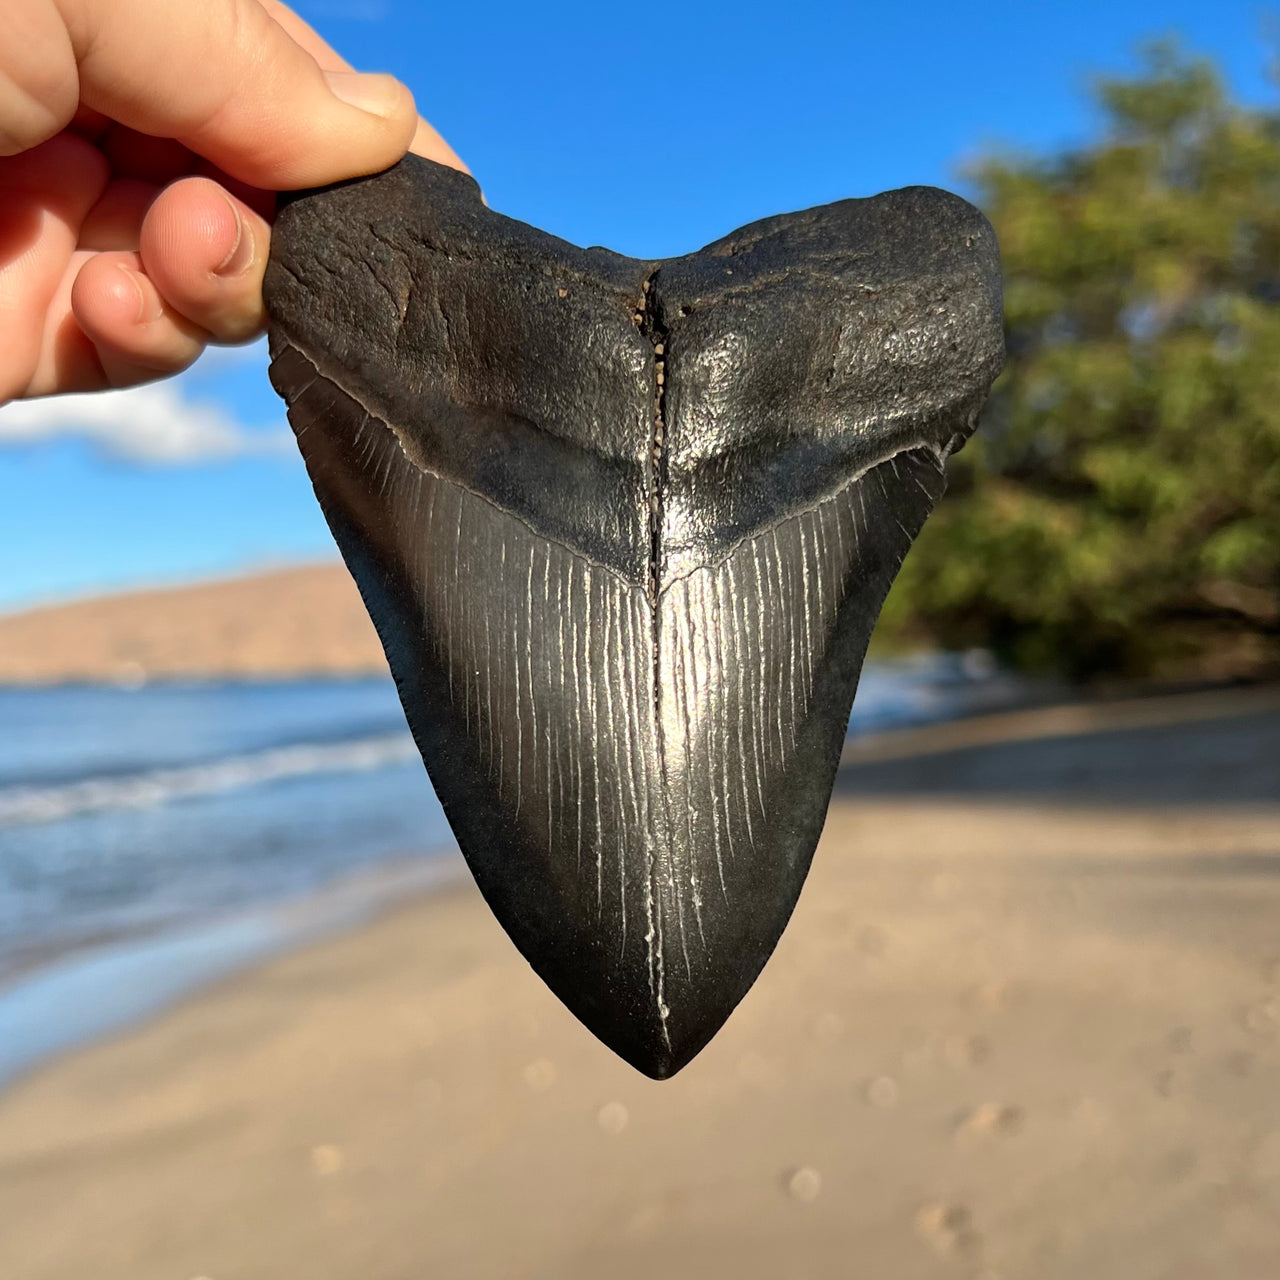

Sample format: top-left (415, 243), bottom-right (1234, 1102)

top-left (1, 691), bottom-right (1278, 1280)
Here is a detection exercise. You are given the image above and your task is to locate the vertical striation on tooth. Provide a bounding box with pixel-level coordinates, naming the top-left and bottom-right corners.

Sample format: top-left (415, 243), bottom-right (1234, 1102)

top-left (264, 154), bottom-right (1004, 1077)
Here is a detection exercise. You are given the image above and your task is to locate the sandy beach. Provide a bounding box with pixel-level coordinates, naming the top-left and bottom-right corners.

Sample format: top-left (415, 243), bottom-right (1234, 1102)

top-left (1, 689), bottom-right (1278, 1280)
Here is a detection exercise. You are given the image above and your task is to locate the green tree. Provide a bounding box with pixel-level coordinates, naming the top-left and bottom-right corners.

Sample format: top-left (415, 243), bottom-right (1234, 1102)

top-left (880, 42), bottom-right (1280, 680)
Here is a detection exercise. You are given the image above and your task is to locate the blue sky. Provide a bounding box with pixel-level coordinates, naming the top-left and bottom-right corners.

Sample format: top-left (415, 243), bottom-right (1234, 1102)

top-left (1, 0), bottom-right (1276, 611)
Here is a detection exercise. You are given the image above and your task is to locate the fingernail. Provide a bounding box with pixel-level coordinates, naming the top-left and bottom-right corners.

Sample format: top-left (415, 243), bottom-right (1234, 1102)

top-left (118, 264), bottom-right (160, 323)
top-left (324, 70), bottom-right (404, 119)
top-left (214, 195), bottom-right (253, 277)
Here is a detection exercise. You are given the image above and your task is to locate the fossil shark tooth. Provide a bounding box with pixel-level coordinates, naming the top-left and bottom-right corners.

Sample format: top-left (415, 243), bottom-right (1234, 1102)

top-left (264, 155), bottom-right (1004, 1078)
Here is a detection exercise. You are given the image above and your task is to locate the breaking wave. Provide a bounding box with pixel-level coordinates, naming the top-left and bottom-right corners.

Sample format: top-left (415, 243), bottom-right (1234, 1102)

top-left (0, 732), bottom-right (419, 829)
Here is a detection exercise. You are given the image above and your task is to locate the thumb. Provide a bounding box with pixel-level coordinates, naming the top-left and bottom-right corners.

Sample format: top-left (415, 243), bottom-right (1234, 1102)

top-left (44, 0), bottom-right (417, 188)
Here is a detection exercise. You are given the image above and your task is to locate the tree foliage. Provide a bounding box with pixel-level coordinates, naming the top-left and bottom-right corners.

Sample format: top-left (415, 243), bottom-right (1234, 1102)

top-left (880, 42), bottom-right (1280, 680)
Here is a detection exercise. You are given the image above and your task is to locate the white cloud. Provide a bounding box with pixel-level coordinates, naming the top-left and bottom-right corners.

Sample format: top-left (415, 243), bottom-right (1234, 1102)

top-left (0, 382), bottom-right (292, 466)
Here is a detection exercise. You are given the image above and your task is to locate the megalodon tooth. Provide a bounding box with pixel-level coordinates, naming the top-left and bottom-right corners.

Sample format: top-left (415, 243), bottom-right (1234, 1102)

top-left (264, 155), bottom-right (1004, 1078)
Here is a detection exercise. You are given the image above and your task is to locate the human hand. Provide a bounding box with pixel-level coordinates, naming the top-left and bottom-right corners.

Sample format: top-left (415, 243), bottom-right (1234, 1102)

top-left (0, 0), bottom-right (464, 403)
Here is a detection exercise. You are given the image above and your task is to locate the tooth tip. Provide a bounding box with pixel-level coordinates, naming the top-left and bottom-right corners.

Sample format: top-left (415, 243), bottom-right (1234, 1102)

top-left (598, 1019), bottom-right (717, 1080)
top-left (554, 968), bottom-right (745, 1080)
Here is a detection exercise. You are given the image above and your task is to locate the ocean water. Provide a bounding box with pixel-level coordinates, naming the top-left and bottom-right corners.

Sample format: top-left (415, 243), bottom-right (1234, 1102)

top-left (0, 679), bottom-right (445, 981)
top-left (0, 656), bottom-right (1026, 1085)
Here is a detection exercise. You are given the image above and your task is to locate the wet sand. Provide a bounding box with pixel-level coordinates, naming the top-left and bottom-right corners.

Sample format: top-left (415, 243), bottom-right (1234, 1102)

top-left (1, 690), bottom-right (1278, 1280)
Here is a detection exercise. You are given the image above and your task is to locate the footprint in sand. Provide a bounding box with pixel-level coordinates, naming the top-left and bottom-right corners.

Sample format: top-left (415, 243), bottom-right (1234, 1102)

top-left (914, 1201), bottom-right (982, 1256)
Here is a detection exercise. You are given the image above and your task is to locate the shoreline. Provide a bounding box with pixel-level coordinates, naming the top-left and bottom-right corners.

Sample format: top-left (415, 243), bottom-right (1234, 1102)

top-left (2, 681), bottom-right (1275, 1097)
top-left (0, 849), bottom-right (466, 1094)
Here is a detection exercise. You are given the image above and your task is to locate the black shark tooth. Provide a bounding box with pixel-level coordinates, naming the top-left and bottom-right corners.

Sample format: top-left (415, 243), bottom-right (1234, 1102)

top-left (264, 155), bottom-right (1004, 1078)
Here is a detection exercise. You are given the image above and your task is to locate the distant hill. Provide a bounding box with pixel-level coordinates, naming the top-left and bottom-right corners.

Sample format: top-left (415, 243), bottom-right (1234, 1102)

top-left (0, 564), bottom-right (388, 684)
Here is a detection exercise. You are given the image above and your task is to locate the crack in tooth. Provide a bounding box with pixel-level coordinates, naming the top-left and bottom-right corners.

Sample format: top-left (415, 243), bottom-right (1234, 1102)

top-left (634, 268), bottom-right (667, 608)
top-left (634, 267), bottom-right (673, 1048)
